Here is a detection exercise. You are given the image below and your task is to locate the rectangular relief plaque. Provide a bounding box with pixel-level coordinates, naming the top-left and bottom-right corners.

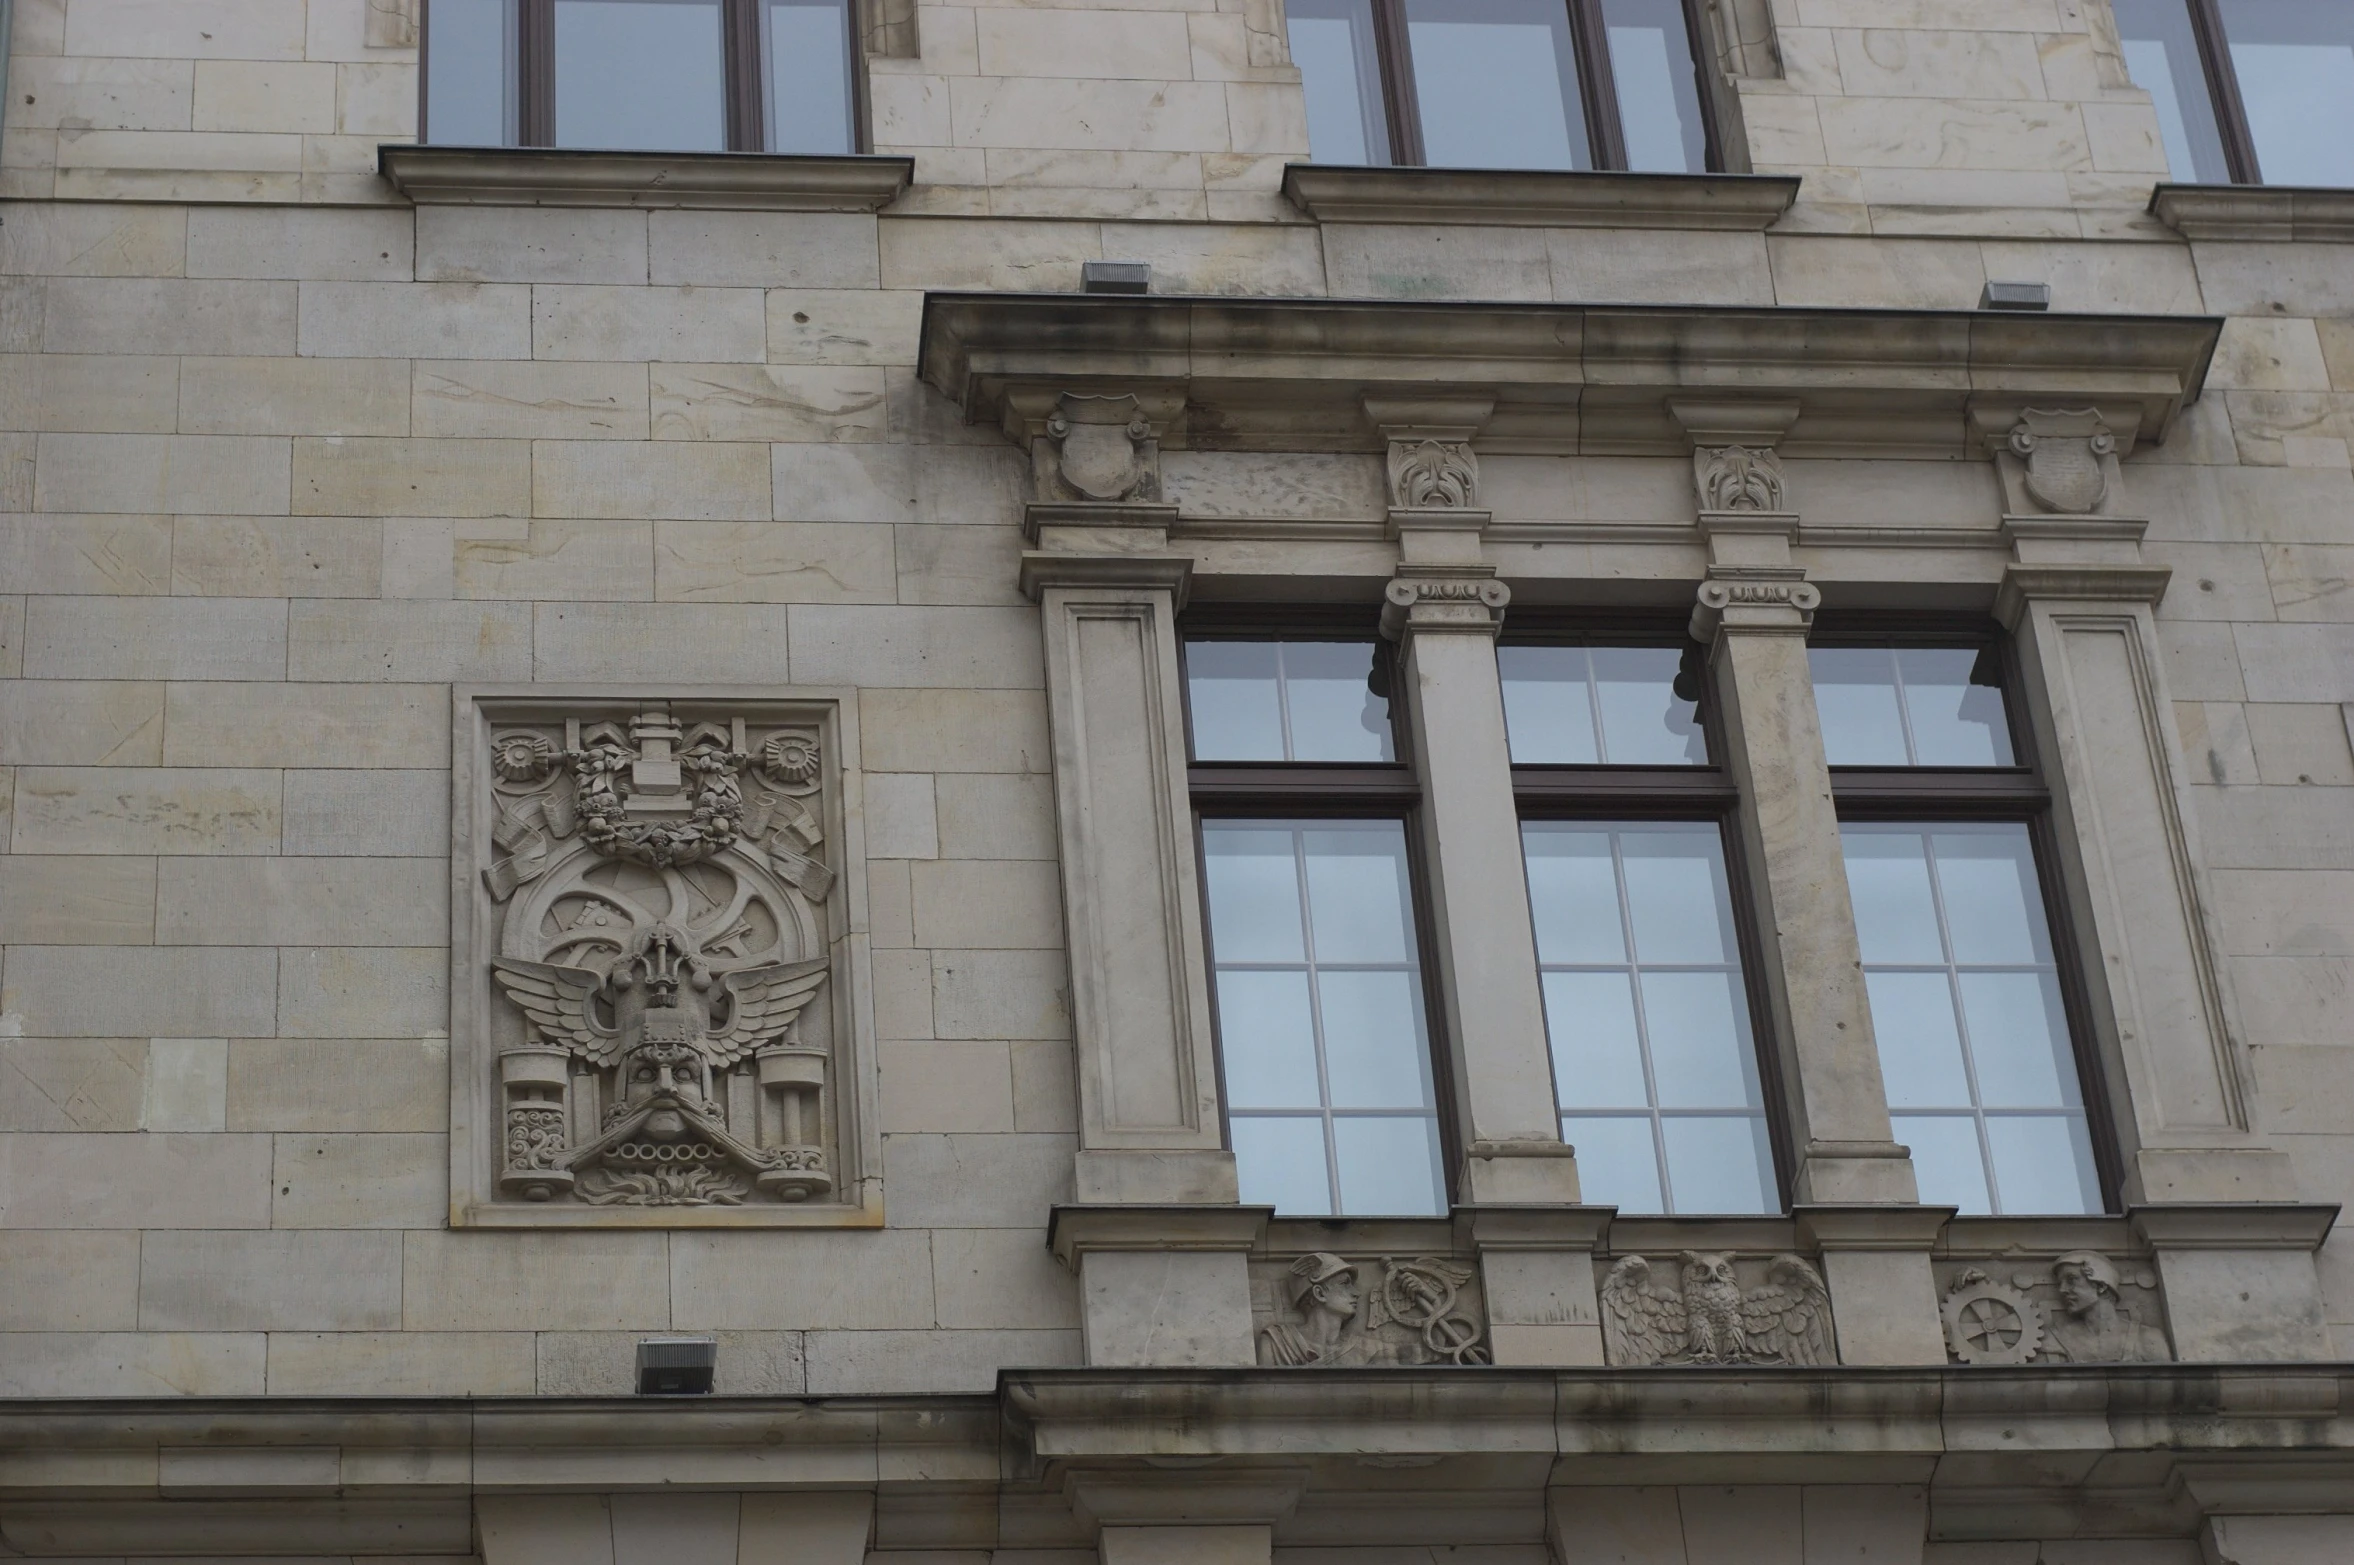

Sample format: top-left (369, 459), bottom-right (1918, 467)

top-left (452, 688), bottom-right (881, 1226)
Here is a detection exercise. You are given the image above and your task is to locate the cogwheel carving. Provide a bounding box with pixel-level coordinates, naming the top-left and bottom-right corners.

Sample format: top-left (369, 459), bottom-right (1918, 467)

top-left (1942, 1270), bottom-right (2043, 1364)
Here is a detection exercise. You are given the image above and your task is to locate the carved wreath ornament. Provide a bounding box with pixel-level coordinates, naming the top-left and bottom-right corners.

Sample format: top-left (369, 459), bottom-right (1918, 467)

top-left (480, 706), bottom-right (841, 1209)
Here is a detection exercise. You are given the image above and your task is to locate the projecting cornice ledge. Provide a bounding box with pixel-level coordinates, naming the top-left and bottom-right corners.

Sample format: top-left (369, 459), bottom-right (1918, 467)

top-left (378, 145), bottom-right (914, 210)
top-left (2151, 181), bottom-right (2354, 242)
top-left (916, 294), bottom-right (2222, 460)
top-left (1279, 165), bottom-right (1802, 228)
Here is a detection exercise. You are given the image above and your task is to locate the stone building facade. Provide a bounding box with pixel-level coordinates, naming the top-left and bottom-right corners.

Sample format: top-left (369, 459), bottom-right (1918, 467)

top-left (1, 0), bottom-right (2352, 1560)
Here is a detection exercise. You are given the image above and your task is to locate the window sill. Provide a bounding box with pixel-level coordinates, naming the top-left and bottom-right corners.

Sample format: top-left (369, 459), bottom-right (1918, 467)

top-left (2149, 181), bottom-right (2354, 242)
top-left (378, 144), bottom-right (914, 211)
top-left (1279, 164), bottom-right (1801, 230)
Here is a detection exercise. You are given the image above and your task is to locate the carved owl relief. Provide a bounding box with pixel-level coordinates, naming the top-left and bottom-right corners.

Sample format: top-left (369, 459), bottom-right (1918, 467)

top-left (1601, 1251), bottom-right (1837, 1367)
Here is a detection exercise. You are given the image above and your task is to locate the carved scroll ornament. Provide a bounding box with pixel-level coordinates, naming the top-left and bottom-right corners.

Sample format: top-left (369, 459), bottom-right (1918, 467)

top-left (479, 704), bottom-right (841, 1209)
top-left (1600, 1251), bottom-right (1836, 1366)
top-left (1693, 444), bottom-right (1786, 513)
top-left (1388, 438), bottom-right (1480, 509)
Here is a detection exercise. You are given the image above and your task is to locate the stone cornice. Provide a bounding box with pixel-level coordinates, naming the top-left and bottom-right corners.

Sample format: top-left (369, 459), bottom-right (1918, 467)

top-left (377, 145), bottom-right (914, 210)
top-left (1279, 165), bottom-right (1802, 229)
top-left (2150, 182), bottom-right (2354, 242)
top-left (917, 295), bottom-right (2223, 460)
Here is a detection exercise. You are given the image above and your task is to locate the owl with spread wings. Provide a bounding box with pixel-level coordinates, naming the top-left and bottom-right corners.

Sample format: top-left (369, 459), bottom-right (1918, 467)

top-left (1601, 1251), bottom-right (1836, 1367)
top-left (491, 923), bottom-right (829, 1075)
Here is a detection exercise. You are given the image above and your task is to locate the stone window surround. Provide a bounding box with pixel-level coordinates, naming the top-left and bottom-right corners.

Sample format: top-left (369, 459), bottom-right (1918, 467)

top-left (933, 291), bottom-right (2335, 1371)
top-left (378, 143), bottom-right (914, 209)
top-left (2149, 181), bottom-right (2354, 242)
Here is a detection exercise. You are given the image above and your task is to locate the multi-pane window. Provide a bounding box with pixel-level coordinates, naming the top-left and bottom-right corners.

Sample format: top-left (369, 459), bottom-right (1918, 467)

top-left (1285, 0), bottom-right (1717, 171)
top-left (1504, 635), bottom-right (1778, 1215)
top-left (2114, 0), bottom-right (2354, 187)
top-left (422, 0), bottom-right (858, 153)
top-left (1813, 637), bottom-right (2105, 1217)
top-left (1185, 634), bottom-right (1446, 1217)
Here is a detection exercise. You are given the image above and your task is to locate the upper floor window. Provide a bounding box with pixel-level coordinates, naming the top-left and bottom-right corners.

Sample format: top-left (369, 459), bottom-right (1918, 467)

top-left (2114, 0), bottom-right (2354, 186)
top-left (1812, 633), bottom-right (2108, 1217)
top-left (1507, 629), bottom-right (1779, 1216)
top-left (422, 0), bottom-right (858, 153)
top-left (1184, 631), bottom-right (1448, 1218)
top-left (1285, 0), bottom-right (1717, 171)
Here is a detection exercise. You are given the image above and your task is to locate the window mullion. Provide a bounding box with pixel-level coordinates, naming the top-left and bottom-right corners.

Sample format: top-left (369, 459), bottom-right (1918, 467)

top-left (519, 0), bottom-right (555, 146)
top-left (1566, 0), bottom-right (1626, 170)
top-left (2188, 0), bottom-right (2262, 182)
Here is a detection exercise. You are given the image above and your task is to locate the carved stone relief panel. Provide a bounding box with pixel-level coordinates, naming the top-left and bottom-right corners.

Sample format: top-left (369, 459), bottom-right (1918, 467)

top-left (1935, 1251), bottom-right (2173, 1365)
top-left (1597, 1251), bottom-right (1837, 1366)
top-left (1387, 438), bottom-right (1479, 510)
top-left (1250, 1253), bottom-right (1491, 1366)
top-left (453, 690), bottom-right (879, 1227)
top-left (1033, 393), bottom-right (1164, 504)
top-left (1994, 408), bottom-right (2125, 517)
top-left (1692, 444), bottom-right (1786, 514)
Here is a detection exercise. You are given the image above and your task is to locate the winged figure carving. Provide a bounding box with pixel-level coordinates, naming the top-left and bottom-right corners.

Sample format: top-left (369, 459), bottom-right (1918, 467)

top-left (491, 926), bottom-right (829, 1073)
top-left (1600, 1251), bottom-right (1836, 1367)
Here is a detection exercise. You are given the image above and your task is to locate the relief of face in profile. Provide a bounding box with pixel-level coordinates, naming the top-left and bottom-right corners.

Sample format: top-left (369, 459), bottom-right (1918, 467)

top-left (1257, 1253), bottom-right (1401, 1367)
top-left (2041, 1251), bottom-right (2171, 1364)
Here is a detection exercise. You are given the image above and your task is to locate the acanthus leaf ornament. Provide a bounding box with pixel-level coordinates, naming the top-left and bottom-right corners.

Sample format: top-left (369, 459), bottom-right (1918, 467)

top-left (1387, 438), bottom-right (1479, 509)
top-left (1694, 444), bottom-right (1787, 513)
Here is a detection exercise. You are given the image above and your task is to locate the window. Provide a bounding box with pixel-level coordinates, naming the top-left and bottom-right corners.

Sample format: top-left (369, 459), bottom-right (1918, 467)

top-left (1505, 634), bottom-right (1780, 1215)
top-left (1185, 633), bottom-right (1448, 1217)
top-left (1286, 0), bottom-right (1718, 171)
top-left (1812, 638), bottom-right (2107, 1217)
top-left (2114, 0), bottom-right (2354, 186)
top-left (421, 0), bottom-right (859, 153)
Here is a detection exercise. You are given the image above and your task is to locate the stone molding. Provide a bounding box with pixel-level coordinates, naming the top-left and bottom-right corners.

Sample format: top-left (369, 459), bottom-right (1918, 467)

top-left (1688, 570), bottom-right (1819, 641)
top-left (1379, 572), bottom-right (1510, 641)
top-left (449, 687), bottom-right (882, 1227)
top-left (2150, 181), bottom-right (2354, 242)
top-left (1049, 1204), bottom-right (1273, 1268)
top-left (1993, 562), bottom-right (2174, 626)
top-left (1019, 550), bottom-right (1193, 604)
top-left (377, 145), bottom-right (915, 210)
top-left (1278, 165), bottom-right (1801, 229)
top-left (919, 296), bottom-right (2222, 460)
top-left (2129, 1202), bottom-right (2339, 1251)
top-left (1065, 1468), bottom-right (1310, 1527)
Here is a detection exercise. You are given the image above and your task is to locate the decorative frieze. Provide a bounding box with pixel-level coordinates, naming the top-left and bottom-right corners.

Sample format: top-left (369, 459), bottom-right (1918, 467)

top-left (1598, 1251), bottom-right (1837, 1367)
top-left (1938, 1252), bottom-right (2172, 1365)
top-left (1252, 1252), bottom-right (1490, 1367)
top-left (454, 691), bottom-right (876, 1226)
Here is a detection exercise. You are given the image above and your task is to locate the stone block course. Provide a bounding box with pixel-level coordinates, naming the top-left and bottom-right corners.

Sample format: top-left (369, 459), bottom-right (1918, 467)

top-left (272, 1131), bottom-right (445, 1226)
top-left (412, 360), bottom-right (650, 440)
top-left (41, 277), bottom-right (293, 355)
top-left (0, 1129), bottom-right (273, 1226)
top-left (155, 855), bottom-right (444, 945)
top-left (138, 1228), bottom-right (402, 1329)
top-left (0, 1231), bottom-right (141, 1329)
top-left (402, 1231), bottom-right (673, 1331)
top-left (653, 520), bottom-right (898, 604)
top-left (265, 1329), bottom-right (536, 1394)
top-left (9, 768), bottom-right (283, 856)
top-left (170, 514), bottom-right (385, 597)
top-left (177, 355), bottom-right (410, 436)
top-left (0, 853), bottom-right (158, 943)
top-left (34, 432), bottom-right (292, 516)
top-left (0, 681), bottom-right (165, 766)
top-left (0, 514), bottom-right (174, 594)
top-left (670, 1229), bottom-right (936, 1330)
top-left (275, 945), bottom-right (445, 1038)
top-left (297, 280), bottom-right (530, 359)
top-left (0, 1038), bottom-right (147, 1132)
top-left (226, 1037), bottom-right (448, 1132)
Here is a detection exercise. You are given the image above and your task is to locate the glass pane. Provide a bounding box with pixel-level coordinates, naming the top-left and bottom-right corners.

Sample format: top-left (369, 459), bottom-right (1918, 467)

top-left (1810, 646), bottom-right (1909, 765)
top-left (1301, 824), bottom-right (1414, 963)
top-left (2219, 0), bottom-right (2354, 187)
top-left (1499, 645), bottom-right (1601, 765)
top-left (1333, 1115), bottom-right (1445, 1214)
top-left (1282, 642), bottom-right (1394, 761)
top-left (1216, 970), bottom-right (1321, 1109)
top-left (1591, 645), bottom-right (1705, 764)
top-left (1543, 971), bottom-right (1648, 1109)
top-left (1319, 971), bottom-right (1431, 1109)
top-left (1564, 1115), bottom-right (1664, 1213)
top-left (1201, 826), bottom-right (1306, 962)
top-left (1523, 825), bottom-right (1625, 964)
top-left (1899, 647), bottom-right (2013, 766)
top-left (2113, 0), bottom-right (2234, 183)
top-left (1984, 1115), bottom-right (2101, 1215)
top-left (554, 0), bottom-right (728, 151)
top-left (425, 0), bottom-right (516, 145)
top-left (765, 0), bottom-right (854, 154)
top-left (1288, 0), bottom-right (1392, 164)
top-left (1933, 826), bottom-right (2050, 965)
top-left (1601, 0), bottom-right (1707, 173)
top-left (1895, 1114), bottom-right (1993, 1216)
top-left (1660, 1115), bottom-right (1775, 1214)
top-left (1404, 0), bottom-right (1591, 170)
top-left (1841, 829), bottom-right (1945, 965)
top-left (1186, 641), bottom-right (1285, 760)
top-left (1639, 971), bottom-right (1756, 1109)
top-left (1960, 972), bottom-right (2079, 1109)
top-left (1619, 828), bottom-right (1736, 965)
top-left (1233, 1116), bottom-right (1333, 1214)
top-left (1865, 970), bottom-right (1971, 1110)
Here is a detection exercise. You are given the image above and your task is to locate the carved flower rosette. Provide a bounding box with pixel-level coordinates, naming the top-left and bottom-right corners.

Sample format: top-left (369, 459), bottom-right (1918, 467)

top-left (463, 697), bottom-right (859, 1221)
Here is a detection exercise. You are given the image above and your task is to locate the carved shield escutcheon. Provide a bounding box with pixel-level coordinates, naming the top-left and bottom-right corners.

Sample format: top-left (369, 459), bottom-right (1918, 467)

top-left (1057, 420), bottom-right (1147, 500)
top-left (2009, 408), bottom-right (2115, 515)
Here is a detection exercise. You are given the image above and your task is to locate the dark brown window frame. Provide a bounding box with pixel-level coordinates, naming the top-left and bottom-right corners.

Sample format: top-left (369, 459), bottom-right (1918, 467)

top-left (2126, 0), bottom-right (2266, 183)
top-left (1179, 612), bottom-right (1465, 1212)
top-left (1344, 0), bottom-right (1725, 171)
top-left (419, 0), bottom-right (866, 153)
top-left (1503, 617), bottom-right (1794, 1212)
top-left (1811, 616), bottom-right (2124, 1215)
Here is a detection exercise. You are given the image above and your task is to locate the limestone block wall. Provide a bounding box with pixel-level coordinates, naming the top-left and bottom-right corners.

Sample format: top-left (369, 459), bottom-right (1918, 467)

top-left (0, 0), bottom-right (2349, 1396)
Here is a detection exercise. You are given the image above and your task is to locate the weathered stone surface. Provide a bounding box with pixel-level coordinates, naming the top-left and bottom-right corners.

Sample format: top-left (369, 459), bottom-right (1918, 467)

top-left (138, 1229), bottom-right (402, 1330)
top-left (272, 1132), bottom-right (444, 1227)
